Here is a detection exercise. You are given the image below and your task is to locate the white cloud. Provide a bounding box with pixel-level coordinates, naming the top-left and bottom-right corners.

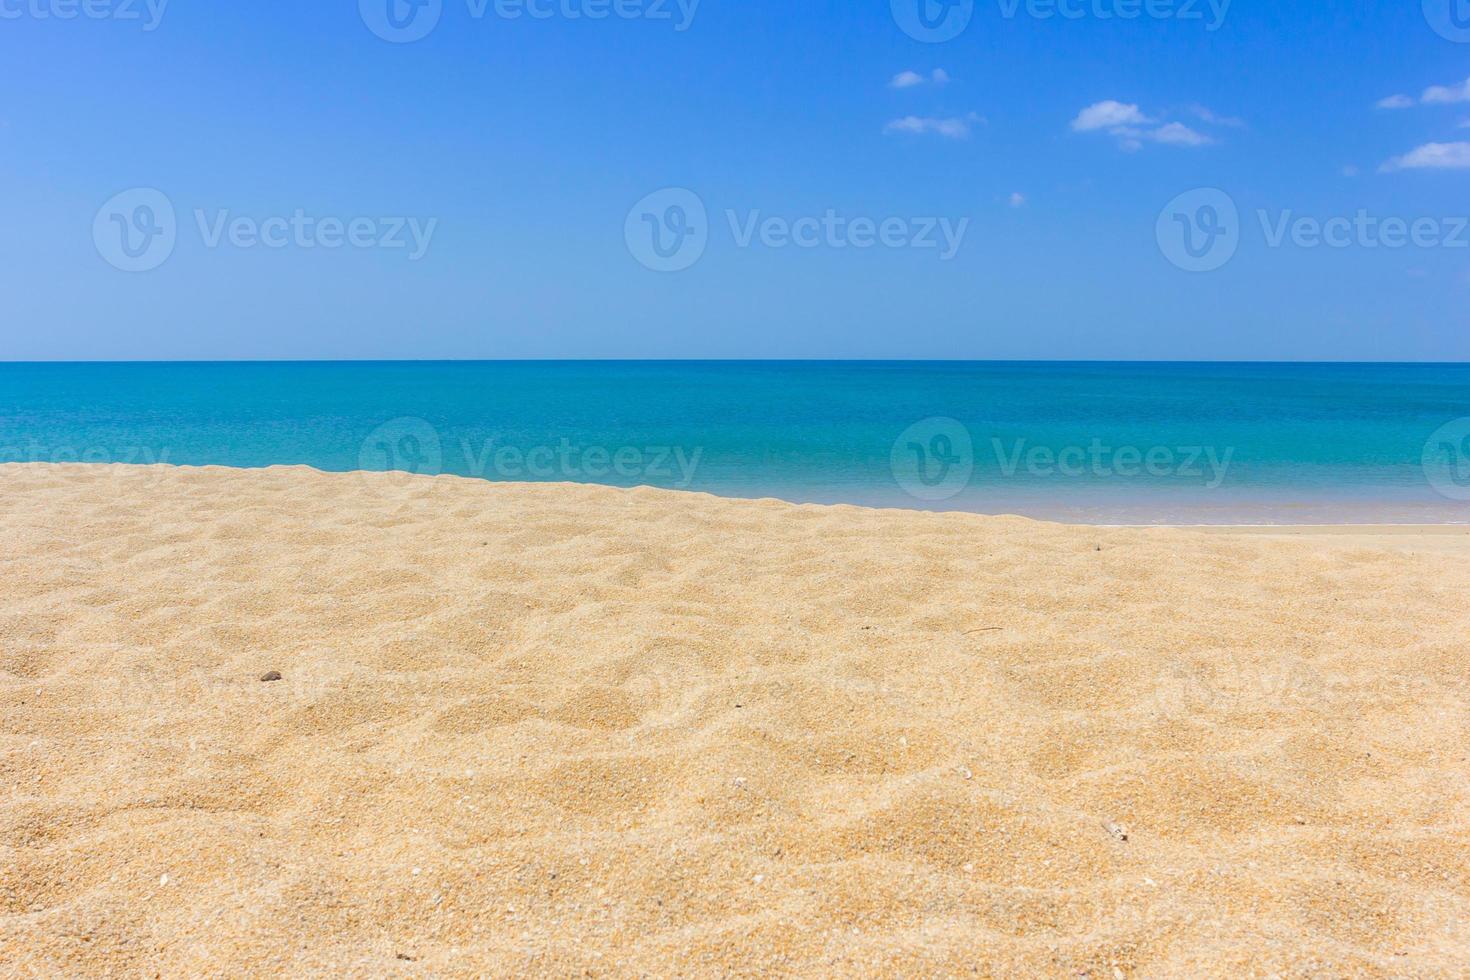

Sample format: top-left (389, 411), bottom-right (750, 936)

top-left (1363, 77), bottom-right (1470, 111)
top-left (884, 113), bottom-right (983, 139)
top-left (1070, 101), bottom-right (1217, 150)
top-left (1149, 122), bottom-right (1213, 146)
top-left (1341, 165), bottom-right (1360, 177)
top-left (1008, 192), bottom-right (1026, 208)
top-left (1382, 142), bottom-right (1470, 171)
top-left (1188, 105), bottom-right (1245, 127)
top-left (890, 69), bottom-right (950, 90)
top-left (1071, 101), bottom-right (1152, 132)
top-left (1423, 77), bottom-right (1470, 104)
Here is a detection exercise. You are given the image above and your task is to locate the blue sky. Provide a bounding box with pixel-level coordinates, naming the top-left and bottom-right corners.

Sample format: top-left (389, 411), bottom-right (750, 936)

top-left (2, 0), bottom-right (1469, 360)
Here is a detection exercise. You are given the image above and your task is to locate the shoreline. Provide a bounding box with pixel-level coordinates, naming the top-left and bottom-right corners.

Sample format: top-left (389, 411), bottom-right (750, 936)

top-left (3, 460), bottom-right (1466, 531)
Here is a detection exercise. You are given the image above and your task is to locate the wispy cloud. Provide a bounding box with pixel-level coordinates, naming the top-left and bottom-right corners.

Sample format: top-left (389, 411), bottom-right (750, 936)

top-left (1150, 122), bottom-right (1213, 146)
top-left (1377, 77), bottom-right (1470, 109)
top-left (1071, 101), bottom-right (1217, 150)
top-left (1381, 141), bottom-right (1470, 171)
top-left (1188, 104), bottom-right (1245, 127)
top-left (1423, 77), bottom-right (1470, 105)
top-left (889, 69), bottom-right (950, 90)
top-left (884, 112), bottom-right (983, 139)
top-left (1008, 192), bottom-right (1026, 208)
top-left (1376, 94), bottom-right (1415, 110)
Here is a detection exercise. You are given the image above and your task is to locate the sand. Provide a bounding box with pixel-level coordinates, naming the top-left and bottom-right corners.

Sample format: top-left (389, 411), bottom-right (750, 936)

top-left (1196, 524), bottom-right (1470, 559)
top-left (2, 464), bottom-right (1468, 977)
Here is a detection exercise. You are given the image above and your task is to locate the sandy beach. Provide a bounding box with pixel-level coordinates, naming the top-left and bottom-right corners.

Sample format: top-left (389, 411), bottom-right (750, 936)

top-left (2, 463), bottom-right (1468, 976)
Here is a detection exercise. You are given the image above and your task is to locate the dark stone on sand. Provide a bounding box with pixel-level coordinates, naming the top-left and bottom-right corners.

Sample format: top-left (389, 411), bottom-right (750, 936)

top-left (260, 671), bottom-right (283, 682)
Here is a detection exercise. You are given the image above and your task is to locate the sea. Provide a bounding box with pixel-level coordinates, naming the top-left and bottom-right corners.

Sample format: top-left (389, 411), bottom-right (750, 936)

top-left (2, 361), bottom-right (1469, 525)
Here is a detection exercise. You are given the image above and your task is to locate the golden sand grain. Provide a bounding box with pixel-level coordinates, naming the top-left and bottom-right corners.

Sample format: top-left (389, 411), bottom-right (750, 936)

top-left (2, 464), bottom-right (1468, 976)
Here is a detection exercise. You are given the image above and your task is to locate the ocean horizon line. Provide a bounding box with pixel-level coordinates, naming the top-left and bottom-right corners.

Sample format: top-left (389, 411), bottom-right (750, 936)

top-left (4, 357), bottom-right (1470, 366)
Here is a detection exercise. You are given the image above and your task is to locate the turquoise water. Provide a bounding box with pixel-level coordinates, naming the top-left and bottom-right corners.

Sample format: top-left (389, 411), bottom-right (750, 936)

top-left (2, 361), bottom-right (1469, 524)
